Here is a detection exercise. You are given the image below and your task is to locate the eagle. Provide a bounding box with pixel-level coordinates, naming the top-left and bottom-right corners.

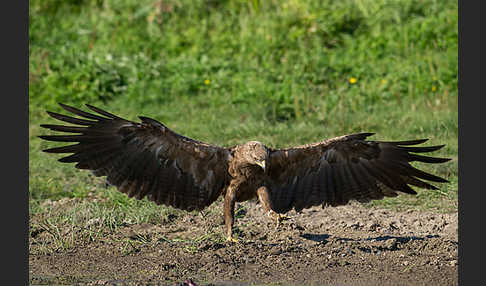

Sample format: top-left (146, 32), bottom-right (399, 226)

top-left (39, 103), bottom-right (451, 242)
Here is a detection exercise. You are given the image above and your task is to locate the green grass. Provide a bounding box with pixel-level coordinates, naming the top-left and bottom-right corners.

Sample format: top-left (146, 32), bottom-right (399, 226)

top-left (29, 0), bottom-right (458, 249)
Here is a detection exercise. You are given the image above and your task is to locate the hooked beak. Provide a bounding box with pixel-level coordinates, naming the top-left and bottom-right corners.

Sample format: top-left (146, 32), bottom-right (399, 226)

top-left (256, 160), bottom-right (266, 171)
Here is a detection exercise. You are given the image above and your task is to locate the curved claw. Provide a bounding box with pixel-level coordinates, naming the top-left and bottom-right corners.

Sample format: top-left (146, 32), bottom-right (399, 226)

top-left (278, 214), bottom-right (290, 222)
top-left (267, 211), bottom-right (290, 228)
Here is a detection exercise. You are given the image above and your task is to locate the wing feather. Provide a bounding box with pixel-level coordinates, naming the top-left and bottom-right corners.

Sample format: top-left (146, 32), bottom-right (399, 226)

top-left (324, 162), bottom-right (336, 207)
top-left (85, 104), bottom-right (125, 119)
top-left (347, 164), bottom-right (372, 203)
top-left (351, 163), bottom-right (381, 201)
top-left (332, 164), bottom-right (346, 206)
top-left (39, 103), bottom-right (231, 211)
top-left (318, 162), bottom-right (330, 206)
top-left (59, 103), bottom-right (111, 121)
top-left (407, 153), bottom-right (451, 164)
top-left (266, 133), bottom-right (450, 213)
top-left (307, 171), bottom-right (322, 209)
top-left (342, 164), bottom-right (361, 202)
top-left (46, 111), bottom-right (97, 125)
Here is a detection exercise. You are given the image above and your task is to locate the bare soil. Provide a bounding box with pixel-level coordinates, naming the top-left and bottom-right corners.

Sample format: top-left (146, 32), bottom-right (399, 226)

top-left (29, 199), bottom-right (458, 286)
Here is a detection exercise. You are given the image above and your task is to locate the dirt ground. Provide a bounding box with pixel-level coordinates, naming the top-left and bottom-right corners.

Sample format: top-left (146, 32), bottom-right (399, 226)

top-left (29, 198), bottom-right (458, 286)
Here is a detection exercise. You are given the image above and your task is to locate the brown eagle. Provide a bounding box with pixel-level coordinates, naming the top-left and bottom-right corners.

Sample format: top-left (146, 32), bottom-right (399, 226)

top-left (39, 103), bottom-right (451, 242)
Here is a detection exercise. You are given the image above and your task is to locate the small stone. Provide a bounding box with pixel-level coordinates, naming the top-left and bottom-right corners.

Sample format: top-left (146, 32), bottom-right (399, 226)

top-left (339, 260), bottom-right (350, 266)
top-left (384, 238), bottom-right (398, 250)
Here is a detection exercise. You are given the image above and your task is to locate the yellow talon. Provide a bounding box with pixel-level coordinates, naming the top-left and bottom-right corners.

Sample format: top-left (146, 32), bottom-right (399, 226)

top-left (226, 236), bottom-right (239, 243)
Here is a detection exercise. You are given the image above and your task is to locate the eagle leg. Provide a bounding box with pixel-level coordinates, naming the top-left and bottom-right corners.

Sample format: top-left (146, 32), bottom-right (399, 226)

top-left (257, 186), bottom-right (289, 229)
top-left (223, 185), bottom-right (238, 242)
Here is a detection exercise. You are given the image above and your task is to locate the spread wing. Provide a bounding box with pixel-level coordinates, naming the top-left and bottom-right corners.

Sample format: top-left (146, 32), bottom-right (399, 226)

top-left (39, 103), bottom-right (232, 211)
top-left (265, 133), bottom-right (451, 213)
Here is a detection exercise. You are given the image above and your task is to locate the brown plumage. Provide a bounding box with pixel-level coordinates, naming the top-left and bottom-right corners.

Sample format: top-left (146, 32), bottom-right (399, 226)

top-left (39, 103), bottom-right (451, 241)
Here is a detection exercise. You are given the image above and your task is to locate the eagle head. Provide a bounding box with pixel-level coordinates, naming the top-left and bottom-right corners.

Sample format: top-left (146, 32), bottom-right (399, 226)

top-left (241, 141), bottom-right (269, 171)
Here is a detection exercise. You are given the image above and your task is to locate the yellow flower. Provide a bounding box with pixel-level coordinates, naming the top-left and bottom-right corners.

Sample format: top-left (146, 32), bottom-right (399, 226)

top-left (381, 79), bottom-right (387, 85)
top-left (204, 79), bottom-right (210, 85)
top-left (432, 86), bottom-right (437, 92)
top-left (349, 77), bottom-right (357, 84)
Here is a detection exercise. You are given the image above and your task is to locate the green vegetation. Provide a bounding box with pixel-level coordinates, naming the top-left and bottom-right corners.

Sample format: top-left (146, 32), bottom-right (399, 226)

top-left (29, 0), bottom-right (458, 250)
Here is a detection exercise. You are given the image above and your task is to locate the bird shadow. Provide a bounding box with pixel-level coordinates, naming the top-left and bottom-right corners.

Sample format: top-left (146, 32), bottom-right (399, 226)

top-left (299, 233), bottom-right (440, 245)
top-left (299, 233), bottom-right (331, 243)
top-left (362, 234), bottom-right (440, 243)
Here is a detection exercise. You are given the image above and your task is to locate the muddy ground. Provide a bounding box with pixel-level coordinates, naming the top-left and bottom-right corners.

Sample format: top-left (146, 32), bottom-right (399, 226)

top-left (29, 198), bottom-right (458, 286)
